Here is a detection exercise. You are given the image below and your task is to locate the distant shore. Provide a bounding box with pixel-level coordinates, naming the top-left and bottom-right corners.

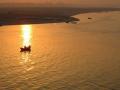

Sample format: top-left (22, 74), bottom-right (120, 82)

top-left (0, 7), bottom-right (120, 26)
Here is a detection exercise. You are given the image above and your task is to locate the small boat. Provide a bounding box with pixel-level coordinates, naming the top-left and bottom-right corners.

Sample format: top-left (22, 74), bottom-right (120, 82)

top-left (20, 45), bottom-right (31, 52)
top-left (88, 17), bottom-right (92, 19)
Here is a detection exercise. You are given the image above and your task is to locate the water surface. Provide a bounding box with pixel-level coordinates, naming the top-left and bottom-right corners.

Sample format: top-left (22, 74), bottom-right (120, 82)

top-left (0, 11), bottom-right (120, 90)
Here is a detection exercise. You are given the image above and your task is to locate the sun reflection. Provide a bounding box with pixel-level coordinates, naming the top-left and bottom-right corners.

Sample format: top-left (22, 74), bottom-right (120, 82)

top-left (20, 25), bottom-right (34, 72)
top-left (20, 52), bottom-right (34, 72)
top-left (21, 25), bottom-right (32, 47)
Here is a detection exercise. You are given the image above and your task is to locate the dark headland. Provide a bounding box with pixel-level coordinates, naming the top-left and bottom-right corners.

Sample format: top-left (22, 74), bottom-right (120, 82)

top-left (0, 6), bottom-right (120, 26)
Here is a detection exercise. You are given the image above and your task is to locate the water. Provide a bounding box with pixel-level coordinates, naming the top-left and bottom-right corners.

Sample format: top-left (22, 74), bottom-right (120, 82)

top-left (0, 11), bottom-right (120, 90)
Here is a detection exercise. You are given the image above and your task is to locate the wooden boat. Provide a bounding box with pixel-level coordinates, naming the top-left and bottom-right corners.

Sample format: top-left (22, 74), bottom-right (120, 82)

top-left (20, 46), bottom-right (31, 52)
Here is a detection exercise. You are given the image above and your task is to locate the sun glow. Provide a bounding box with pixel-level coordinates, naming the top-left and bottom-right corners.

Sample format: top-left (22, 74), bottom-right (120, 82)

top-left (21, 25), bottom-right (32, 47)
top-left (20, 25), bottom-right (34, 72)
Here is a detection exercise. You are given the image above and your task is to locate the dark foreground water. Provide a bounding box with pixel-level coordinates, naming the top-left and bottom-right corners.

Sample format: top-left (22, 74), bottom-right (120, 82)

top-left (0, 11), bottom-right (120, 90)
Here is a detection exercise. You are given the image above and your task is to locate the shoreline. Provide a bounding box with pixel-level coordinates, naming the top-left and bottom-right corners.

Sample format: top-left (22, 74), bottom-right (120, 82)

top-left (0, 8), bottom-right (120, 26)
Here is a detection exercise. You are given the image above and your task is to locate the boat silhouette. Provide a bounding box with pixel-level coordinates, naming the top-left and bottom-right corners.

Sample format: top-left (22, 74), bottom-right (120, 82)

top-left (88, 17), bottom-right (92, 19)
top-left (20, 45), bottom-right (31, 52)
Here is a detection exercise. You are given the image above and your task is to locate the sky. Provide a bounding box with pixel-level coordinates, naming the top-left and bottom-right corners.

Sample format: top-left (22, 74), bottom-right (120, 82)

top-left (0, 0), bottom-right (120, 8)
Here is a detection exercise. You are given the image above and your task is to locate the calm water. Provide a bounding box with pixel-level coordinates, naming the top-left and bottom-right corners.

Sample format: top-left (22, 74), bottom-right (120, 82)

top-left (0, 11), bottom-right (120, 90)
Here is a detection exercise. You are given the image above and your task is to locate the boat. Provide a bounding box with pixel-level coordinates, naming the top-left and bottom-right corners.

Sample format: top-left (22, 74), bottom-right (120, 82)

top-left (88, 17), bottom-right (92, 19)
top-left (20, 45), bottom-right (31, 52)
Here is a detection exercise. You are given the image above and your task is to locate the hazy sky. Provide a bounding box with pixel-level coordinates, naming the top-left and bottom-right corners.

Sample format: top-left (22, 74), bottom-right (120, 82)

top-left (0, 0), bottom-right (120, 7)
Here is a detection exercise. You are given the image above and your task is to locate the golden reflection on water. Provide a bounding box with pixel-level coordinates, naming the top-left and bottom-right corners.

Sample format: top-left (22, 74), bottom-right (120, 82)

top-left (21, 25), bottom-right (32, 47)
top-left (20, 25), bottom-right (34, 72)
top-left (20, 52), bottom-right (34, 72)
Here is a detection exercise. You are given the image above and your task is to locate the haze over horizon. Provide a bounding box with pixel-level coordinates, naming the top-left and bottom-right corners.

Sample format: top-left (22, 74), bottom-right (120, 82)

top-left (0, 0), bottom-right (120, 8)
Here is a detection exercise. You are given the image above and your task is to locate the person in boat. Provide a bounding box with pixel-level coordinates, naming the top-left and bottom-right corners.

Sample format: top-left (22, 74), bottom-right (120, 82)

top-left (23, 45), bottom-right (31, 49)
top-left (28, 45), bottom-right (31, 49)
top-left (24, 46), bottom-right (27, 49)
